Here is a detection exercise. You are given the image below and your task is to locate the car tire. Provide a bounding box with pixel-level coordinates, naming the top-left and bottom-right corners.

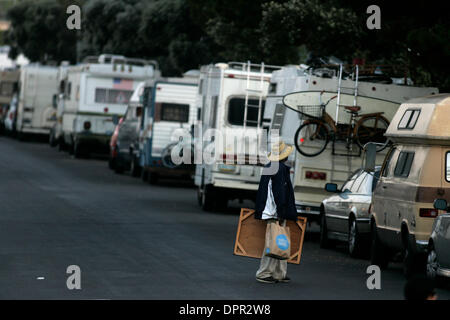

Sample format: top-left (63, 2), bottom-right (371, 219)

top-left (319, 212), bottom-right (332, 249)
top-left (426, 242), bottom-right (439, 282)
top-left (201, 185), bottom-right (215, 212)
top-left (130, 155), bottom-right (141, 177)
top-left (348, 217), bottom-right (363, 258)
top-left (403, 235), bottom-right (427, 278)
top-left (370, 222), bottom-right (389, 269)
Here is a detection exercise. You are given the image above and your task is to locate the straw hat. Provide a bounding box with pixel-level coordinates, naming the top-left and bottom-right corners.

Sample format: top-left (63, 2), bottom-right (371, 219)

top-left (268, 141), bottom-right (294, 162)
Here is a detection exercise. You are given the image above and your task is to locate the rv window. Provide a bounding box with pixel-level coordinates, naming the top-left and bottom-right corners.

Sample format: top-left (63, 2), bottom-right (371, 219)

top-left (394, 152), bottom-right (415, 178)
top-left (95, 88), bottom-right (133, 105)
top-left (0, 82), bottom-right (14, 96)
top-left (228, 97), bottom-right (266, 127)
top-left (446, 152), bottom-right (450, 183)
top-left (398, 109), bottom-right (420, 130)
top-left (160, 103), bottom-right (189, 123)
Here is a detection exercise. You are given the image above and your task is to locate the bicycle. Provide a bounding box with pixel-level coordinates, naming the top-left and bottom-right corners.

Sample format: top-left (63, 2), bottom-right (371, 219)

top-left (293, 94), bottom-right (390, 157)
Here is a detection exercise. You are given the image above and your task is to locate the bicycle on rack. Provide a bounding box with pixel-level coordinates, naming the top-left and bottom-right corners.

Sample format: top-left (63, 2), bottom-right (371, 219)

top-left (293, 95), bottom-right (390, 157)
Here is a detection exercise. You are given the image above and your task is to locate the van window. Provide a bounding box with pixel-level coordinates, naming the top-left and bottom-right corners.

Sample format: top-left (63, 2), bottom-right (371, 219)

top-left (342, 170), bottom-right (361, 193)
top-left (446, 152), bottom-right (450, 182)
top-left (352, 171), bottom-right (368, 193)
top-left (95, 88), bottom-right (133, 105)
top-left (394, 152), bottom-right (415, 177)
top-left (398, 109), bottom-right (420, 130)
top-left (161, 103), bottom-right (189, 123)
top-left (228, 97), bottom-right (266, 127)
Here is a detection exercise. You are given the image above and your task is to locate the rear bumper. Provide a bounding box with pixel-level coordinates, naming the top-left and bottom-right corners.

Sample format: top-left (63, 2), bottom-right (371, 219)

top-left (76, 132), bottom-right (111, 153)
top-left (296, 201), bottom-right (320, 222)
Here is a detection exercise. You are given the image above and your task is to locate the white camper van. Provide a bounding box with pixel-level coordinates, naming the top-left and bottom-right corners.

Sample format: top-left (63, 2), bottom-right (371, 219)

top-left (59, 54), bottom-right (159, 157)
top-left (264, 65), bottom-right (439, 222)
top-left (16, 64), bottom-right (59, 137)
top-left (194, 62), bottom-right (281, 211)
top-left (139, 75), bottom-right (199, 184)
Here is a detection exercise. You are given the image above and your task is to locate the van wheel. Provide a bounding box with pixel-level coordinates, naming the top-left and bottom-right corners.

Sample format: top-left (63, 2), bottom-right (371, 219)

top-left (201, 185), bottom-right (215, 212)
top-left (149, 172), bottom-right (159, 185)
top-left (370, 222), bottom-right (389, 269)
top-left (403, 235), bottom-right (426, 278)
top-left (319, 212), bottom-right (332, 249)
top-left (348, 217), bottom-right (363, 258)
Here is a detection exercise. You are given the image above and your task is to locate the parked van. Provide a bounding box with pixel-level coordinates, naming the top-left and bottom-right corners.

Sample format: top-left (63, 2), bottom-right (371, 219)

top-left (195, 62), bottom-right (281, 211)
top-left (59, 54), bottom-right (159, 157)
top-left (110, 81), bottom-right (145, 174)
top-left (0, 68), bottom-right (19, 133)
top-left (16, 64), bottom-right (59, 137)
top-left (264, 65), bottom-right (439, 222)
top-left (139, 75), bottom-right (199, 184)
top-left (369, 94), bottom-right (450, 276)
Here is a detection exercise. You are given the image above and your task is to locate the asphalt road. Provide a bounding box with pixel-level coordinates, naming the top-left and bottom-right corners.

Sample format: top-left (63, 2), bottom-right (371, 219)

top-left (1, 136), bottom-right (449, 300)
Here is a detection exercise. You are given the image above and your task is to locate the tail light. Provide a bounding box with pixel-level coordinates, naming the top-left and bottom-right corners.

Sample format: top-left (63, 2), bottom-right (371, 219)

top-left (221, 154), bottom-right (237, 163)
top-left (83, 121), bottom-right (91, 131)
top-left (419, 208), bottom-right (439, 218)
top-left (305, 171), bottom-right (327, 180)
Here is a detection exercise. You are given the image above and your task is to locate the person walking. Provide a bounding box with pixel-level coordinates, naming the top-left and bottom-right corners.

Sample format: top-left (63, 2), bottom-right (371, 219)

top-left (255, 140), bottom-right (298, 284)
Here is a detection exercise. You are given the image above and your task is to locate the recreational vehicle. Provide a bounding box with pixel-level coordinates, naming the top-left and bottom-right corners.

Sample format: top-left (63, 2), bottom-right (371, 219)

top-left (194, 62), bottom-right (281, 211)
top-left (139, 75), bottom-right (199, 184)
top-left (59, 54), bottom-right (159, 157)
top-left (49, 62), bottom-right (70, 147)
top-left (369, 94), bottom-right (450, 277)
top-left (0, 68), bottom-right (19, 133)
top-left (16, 64), bottom-right (59, 137)
top-left (264, 65), bottom-right (439, 222)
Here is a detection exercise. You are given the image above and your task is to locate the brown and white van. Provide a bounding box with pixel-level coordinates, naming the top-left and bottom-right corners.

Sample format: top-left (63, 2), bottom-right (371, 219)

top-left (369, 94), bottom-right (450, 276)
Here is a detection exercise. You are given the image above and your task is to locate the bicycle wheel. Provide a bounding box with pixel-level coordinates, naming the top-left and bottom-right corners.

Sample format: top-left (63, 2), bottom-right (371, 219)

top-left (294, 120), bottom-right (330, 157)
top-left (355, 115), bottom-right (390, 152)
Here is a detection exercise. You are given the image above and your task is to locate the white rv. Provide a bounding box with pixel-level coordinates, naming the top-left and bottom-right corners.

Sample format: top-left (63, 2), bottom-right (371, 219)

top-left (16, 64), bottom-right (59, 137)
top-left (264, 65), bottom-right (439, 222)
top-left (194, 62), bottom-right (281, 211)
top-left (59, 54), bottom-right (159, 157)
top-left (139, 75), bottom-right (199, 184)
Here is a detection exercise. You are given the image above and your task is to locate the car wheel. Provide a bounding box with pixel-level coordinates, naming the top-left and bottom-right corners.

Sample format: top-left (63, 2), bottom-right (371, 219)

top-left (348, 217), bottom-right (363, 258)
top-left (319, 212), bottom-right (332, 249)
top-left (426, 243), bottom-right (439, 281)
top-left (201, 185), bottom-right (215, 212)
top-left (370, 222), bottom-right (389, 269)
top-left (403, 236), bottom-right (427, 278)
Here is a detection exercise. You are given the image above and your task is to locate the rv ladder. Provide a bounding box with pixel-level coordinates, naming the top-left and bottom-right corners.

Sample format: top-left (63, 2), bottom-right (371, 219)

top-left (243, 61), bottom-right (265, 132)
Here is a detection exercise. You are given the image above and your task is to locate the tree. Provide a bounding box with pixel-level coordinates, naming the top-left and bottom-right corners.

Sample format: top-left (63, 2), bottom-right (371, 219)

top-left (6, 0), bottom-right (83, 63)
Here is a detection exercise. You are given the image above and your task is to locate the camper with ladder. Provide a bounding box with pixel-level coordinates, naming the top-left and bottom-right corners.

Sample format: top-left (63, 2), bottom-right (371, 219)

top-left (58, 54), bottom-right (159, 158)
top-left (194, 62), bottom-right (281, 211)
top-left (15, 64), bottom-right (59, 138)
top-left (264, 64), bottom-right (439, 222)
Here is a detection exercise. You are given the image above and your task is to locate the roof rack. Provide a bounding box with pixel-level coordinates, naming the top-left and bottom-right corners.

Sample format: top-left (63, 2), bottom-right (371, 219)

top-left (82, 54), bottom-right (159, 70)
top-left (227, 61), bottom-right (282, 73)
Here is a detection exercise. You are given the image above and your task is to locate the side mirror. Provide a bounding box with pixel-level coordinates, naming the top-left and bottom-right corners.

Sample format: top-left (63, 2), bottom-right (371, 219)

top-left (112, 115), bottom-right (119, 125)
top-left (325, 183), bottom-right (339, 193)
top-left (52, 94), bottom-right (58, 109)
top-left (433, 199), bottom-right (448, 211)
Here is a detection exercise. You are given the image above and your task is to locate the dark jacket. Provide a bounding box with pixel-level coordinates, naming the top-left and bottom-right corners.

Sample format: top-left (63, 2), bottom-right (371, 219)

top-left (255, 161), bottom-right (297, 221)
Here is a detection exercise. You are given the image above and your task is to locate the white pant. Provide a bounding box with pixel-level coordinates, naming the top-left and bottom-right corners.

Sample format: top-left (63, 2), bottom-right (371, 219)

top-left (256, 219), bottom-right (288, 280)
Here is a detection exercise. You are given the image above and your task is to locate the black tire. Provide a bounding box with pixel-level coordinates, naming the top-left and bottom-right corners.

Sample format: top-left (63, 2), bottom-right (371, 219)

top-left (201, 185), bottom-right (215, 212)
top-left (348, 217), bottom-right (363, 258)
top-left (149, 172), bottom-right (159, 185)
top-left (130, 155), bottom-right (141, 177)
top-left (426, 242), bottom-right (439, 281)
top-left (319, 212), bottom-right (332, 249)
top-left (370, 222), bottom-right (389, 269)
top-left (403, 234), bottom-right (427, 278)
top-left (294, 120), bottom-right (330, 157)
top-left (355, 115), bottom-right (390, 152)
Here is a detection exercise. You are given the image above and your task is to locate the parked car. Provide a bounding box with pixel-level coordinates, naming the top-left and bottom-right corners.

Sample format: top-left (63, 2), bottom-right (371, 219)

top-left (108, 117), bottom-right (123, 170)
top-left (426, 199), bottom-right (450, 281)
top-left (112, 82), bottom-right (145, 174)
top-left (369, 94), bottom-right (450, 277)
top-left (321, 167), bottom-right (381, 257)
